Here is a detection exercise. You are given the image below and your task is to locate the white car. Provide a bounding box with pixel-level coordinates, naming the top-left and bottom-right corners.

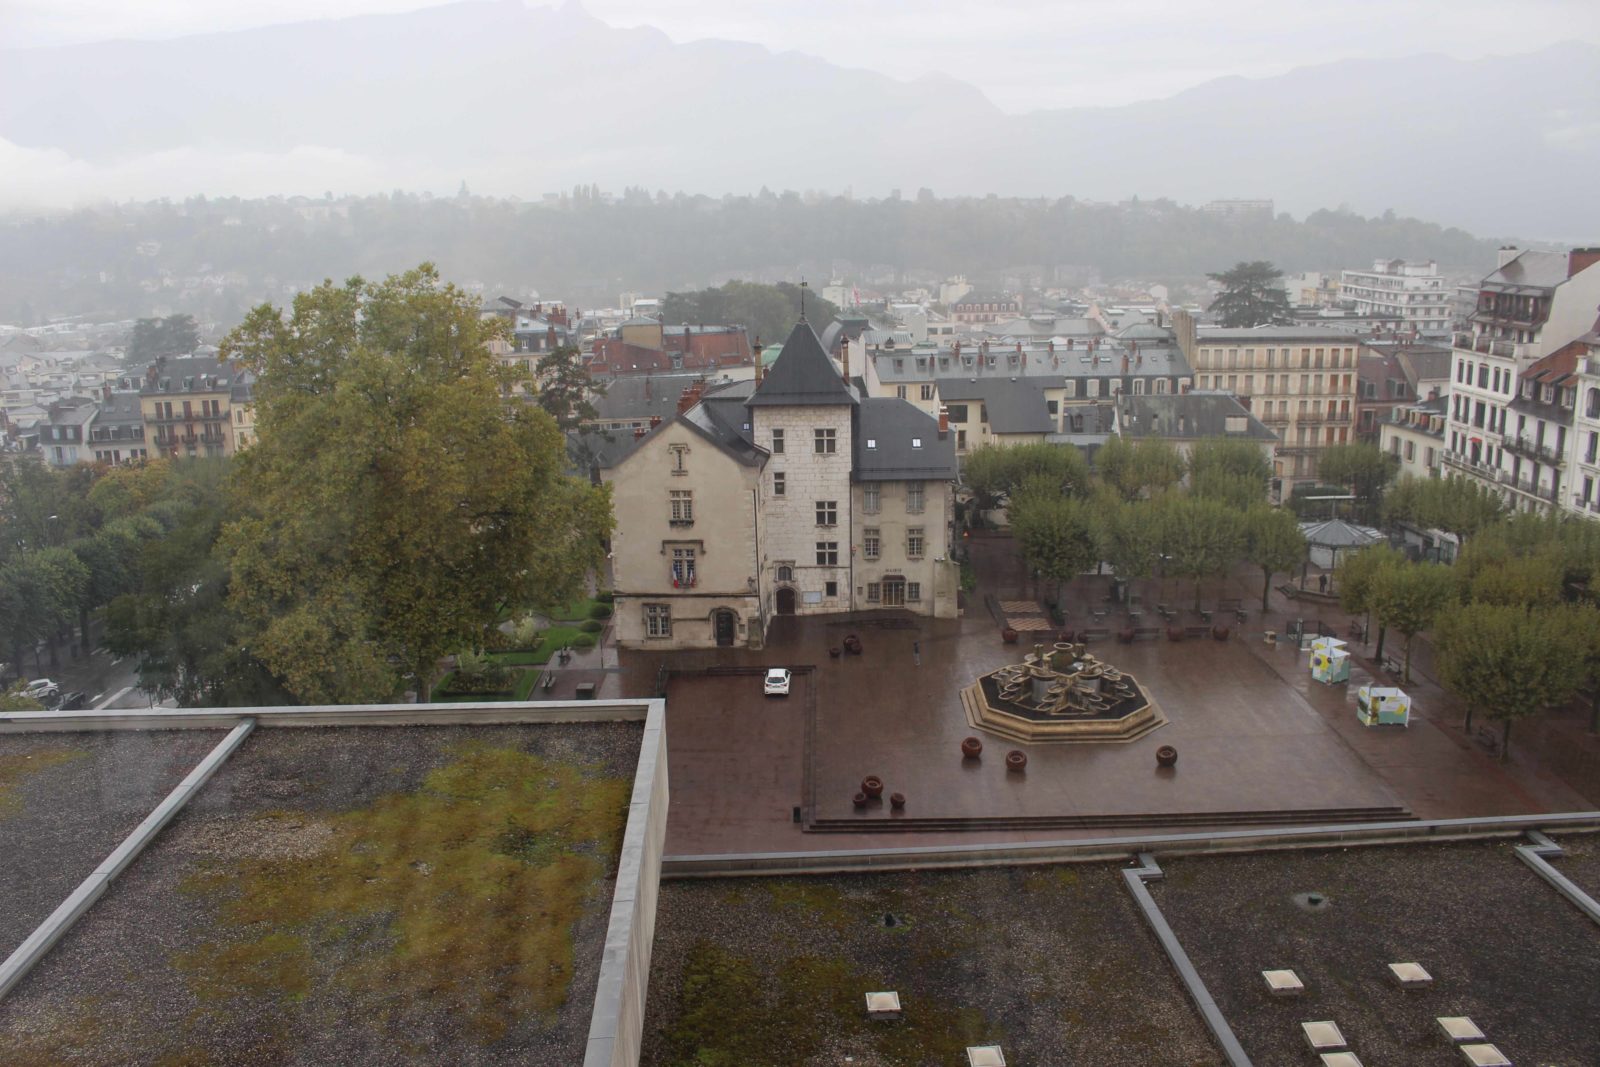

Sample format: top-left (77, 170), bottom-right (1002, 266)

top-left (763, 668), bottom-right (792, 697)
top-left (22, 679), bottom-right (59, 700)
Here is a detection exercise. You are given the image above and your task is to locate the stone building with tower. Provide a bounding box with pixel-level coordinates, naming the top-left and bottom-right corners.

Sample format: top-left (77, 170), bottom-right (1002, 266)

top-left (601, 320), bottom-right (959, 650)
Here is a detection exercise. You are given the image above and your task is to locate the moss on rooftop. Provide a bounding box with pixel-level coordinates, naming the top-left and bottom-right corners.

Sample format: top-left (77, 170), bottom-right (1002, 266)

top-left (0, 748), bottom-right (87, 818)
top-left (173, 742), bottom-right (632, 1042)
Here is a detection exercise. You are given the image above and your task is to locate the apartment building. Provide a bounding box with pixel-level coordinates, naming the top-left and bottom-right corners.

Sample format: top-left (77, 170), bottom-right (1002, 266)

top-left (88, 392), bottom-right (148, 465)
top-left (601, 321), bottom-right (958, 649)
top-left (1568, 337), bottom-right (1600, 518)
top-left (1188, 326), bottom-right (1361, 494)
top-left (1339, 260), bottom-right (1452, 337)
top-left (138, 355), bottom-right (236, 458)
top-left (1379, 398), bottom-right (1446, 482)
top-left (1442, 248), bottom-right (1600, 514)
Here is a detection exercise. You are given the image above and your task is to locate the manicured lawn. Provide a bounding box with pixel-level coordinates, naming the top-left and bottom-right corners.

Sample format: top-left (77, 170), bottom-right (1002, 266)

top-left (430, 667), bottom-right (542, 703)
top-left (544, 596), bottom-right (610, 623)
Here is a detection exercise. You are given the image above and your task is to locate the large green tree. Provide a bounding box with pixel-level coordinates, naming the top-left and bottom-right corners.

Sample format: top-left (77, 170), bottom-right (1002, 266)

top-left (1334, 543), bottom-right (1405, 654)
top-left (1207, 261), bottom-right (1290, 328)
top-left (534, 344), bottom-right (603, 431)
top-left (1369, 562), bottom-right (1456, 683)
top-left (1382, 475), bottom-right (1504, 541)
top-left (219, 266), bottom-right (613, 703)
top-left (1160, 496), bottom-right (1244, 611)
top-left (1096, 496), bottom-right (1165, 590)
top-left (1435, 603), bottom-right (1586, 756)
top-left (660, 281), bottom-right (839, 348)
top-left (1096, 437), bottom-right (1183, 500)
top-left (127, 313), bottom-right (199, 363)
top-left (1244, 506), bottom-right (1307, 611)
top-left (1011, 489), bottom-right (1098, 606)
top-left (1317, 442), bottom-right (1396, 525)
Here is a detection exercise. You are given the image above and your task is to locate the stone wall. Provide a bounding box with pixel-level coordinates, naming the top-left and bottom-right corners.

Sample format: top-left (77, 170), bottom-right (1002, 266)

top-left (754, 404), bottom-right (854, 617)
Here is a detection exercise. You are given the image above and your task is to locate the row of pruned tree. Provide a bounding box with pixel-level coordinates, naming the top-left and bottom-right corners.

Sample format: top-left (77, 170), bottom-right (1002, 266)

top-left (969, 437), bottom-right (1309, 614)
top-left (1336, 512), bottom-right (1600, 757)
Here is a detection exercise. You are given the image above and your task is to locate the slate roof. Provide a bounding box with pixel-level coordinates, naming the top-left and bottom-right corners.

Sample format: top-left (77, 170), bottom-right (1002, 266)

top-left (1195, 325), bottom-right (1365, 343)
top-left (589, 372), bottom-right (721, 422)
top-left (1117, 392), bottom-right (1277, 441)
top-left (95, 392), bottom-right (145, 430)
top-left (747, 321), bottom-right (856, 407)
top-left (1482, 250), bottom-right (1570, 292)
top-left (853, 399), bottom-right (957, 482)
top-left (1299, 517), bottom-right (1383, 549)
top-left (935, 377), bottom-right (1054, 434)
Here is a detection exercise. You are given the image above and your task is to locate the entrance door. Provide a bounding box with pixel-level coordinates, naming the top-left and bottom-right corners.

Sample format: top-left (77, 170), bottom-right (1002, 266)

top-left (776, 587), bottom-right (796, 615)
top-left (882, 577), bottom-right (906, 606)
top-left (714, 609), bottom-right (736, 646)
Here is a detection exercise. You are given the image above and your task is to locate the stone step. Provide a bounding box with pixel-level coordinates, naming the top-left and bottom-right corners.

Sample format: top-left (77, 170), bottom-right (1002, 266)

top-left (807, 805), bottom-right (1415, 834)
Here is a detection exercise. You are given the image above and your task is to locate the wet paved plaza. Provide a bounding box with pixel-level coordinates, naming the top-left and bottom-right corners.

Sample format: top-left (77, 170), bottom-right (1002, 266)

top-left (617, 541), bottom-right (1593, 857)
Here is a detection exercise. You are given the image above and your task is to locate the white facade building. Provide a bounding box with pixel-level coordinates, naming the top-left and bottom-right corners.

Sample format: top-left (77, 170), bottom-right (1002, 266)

top-left (1443, 248), bottom-right (1600, 514)
top-left (603, 321), bottom-right (958, 649)
top-left (1340, 260), bottom-right (1452, 337)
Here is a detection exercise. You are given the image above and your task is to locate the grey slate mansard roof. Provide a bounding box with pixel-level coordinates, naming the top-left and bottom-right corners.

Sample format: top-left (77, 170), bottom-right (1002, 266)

top-left (1481, 249), bottom-right (1571, 292)
top-left (747, 321), bottom-right (856, 407)
top-left (853, 398), bottom-right (957, 482)
top-left (1117, 392), bottom-right (1277, 441)
top-left (935, 377), bottom-right (1055, 435)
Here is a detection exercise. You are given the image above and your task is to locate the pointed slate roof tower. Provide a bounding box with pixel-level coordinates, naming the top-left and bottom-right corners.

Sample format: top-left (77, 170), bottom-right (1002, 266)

top-left (747, 320), bottom-right (857, 407)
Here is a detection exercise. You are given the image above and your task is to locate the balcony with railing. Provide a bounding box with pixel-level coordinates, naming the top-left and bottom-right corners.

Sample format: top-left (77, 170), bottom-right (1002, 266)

top-left (1510, 476), bottom-right (1560, 504)
top-left (1452, 332), bottom-right (1538, 360)
top-left (1501, 434), bottom-right (1565, 466)
top-left (1442, 450), bottom-right (1500, 481)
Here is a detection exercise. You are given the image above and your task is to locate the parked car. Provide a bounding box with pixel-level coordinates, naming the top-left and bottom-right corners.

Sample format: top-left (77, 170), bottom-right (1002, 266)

top-left (763, 668), bottom-right (792, 697)
top-left (54, 691), bottom-right (88, 711)
top-left (22, 679), bottom-right (59, 701)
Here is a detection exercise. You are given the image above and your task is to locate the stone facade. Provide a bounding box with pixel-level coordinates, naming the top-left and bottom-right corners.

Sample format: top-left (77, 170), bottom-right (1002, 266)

top-left (851, 480), bottom-right (959, 617)
top-left (753, 404), bottom-right (855, 618)
top-left (604, 421), bottom-right (763, 649)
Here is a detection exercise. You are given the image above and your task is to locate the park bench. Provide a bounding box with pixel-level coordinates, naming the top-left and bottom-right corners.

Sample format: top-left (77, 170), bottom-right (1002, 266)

top-left (1381, 655), bottom-right (1403, 677)
top-left (1475, 726), bottom-right (1501, 756)
top-left (1079, 626), bottom-right (1111, 643)
top-left (1132, 627), bottom-right (1163, 641)
top-left (1184, 625), bottom-right (1210, 639)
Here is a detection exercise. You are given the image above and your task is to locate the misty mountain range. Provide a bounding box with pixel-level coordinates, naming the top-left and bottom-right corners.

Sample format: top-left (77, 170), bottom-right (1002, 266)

top-left (1, 0), bottom-right (1596, 239)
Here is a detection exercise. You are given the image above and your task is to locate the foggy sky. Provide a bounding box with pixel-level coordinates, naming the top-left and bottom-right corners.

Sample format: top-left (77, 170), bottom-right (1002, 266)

top-left (5, 0), bottom-right (1599, 110)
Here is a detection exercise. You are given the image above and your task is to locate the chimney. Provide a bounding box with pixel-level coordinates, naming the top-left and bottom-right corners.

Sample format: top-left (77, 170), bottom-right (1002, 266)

top-left (1497, 245), bottom-right (1521, 269)
top-left (841, 340), bottom-right (850, 381)
top-left (938, 407), bottom-right (949, 437)
top-left (1569, 248), bottom-right (1600, 279)
top-left (753, 338), bottom-right (764, 384)
top-left (633, 426), bottom-right (647, 439)
top-left (1121, 353), bottom-right (1130, 374)
top-left (547, 325), bottom-right (557, 349)
top-left (649, 415), bottom-right (662, 428)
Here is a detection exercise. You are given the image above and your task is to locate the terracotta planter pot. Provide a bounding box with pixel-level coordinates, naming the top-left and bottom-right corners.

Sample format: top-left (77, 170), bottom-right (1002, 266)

top-left (1001, 628), bottom-right (1019, 644)
top-left (889, 792), bottom-right (906, 811)
top-left (1212, 625), bottom-right (1230, 641)
top-left (1118, 628), bottom-right (1135, 644)
top-left (1156, 745), bottom-right (1178, 768)
top-left (1058, 630), bottom-right (1075, 644)
top-left (1167, 627), bottom-right (1185, 642)
top-left (853, 792), bottom-right (869, 809)
top-left (1006, 749), bottom-right (1028, 772)
top-left (828, 646), bottom-right (842, 658)
top-left (961, 736), bottom-right (984, 759)
top-left (861, 775), bottom-right (884, 799)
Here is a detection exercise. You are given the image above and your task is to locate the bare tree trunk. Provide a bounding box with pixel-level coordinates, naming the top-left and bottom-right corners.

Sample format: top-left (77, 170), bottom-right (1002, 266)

top-left (1261, 569), bottom-right (1272, 612)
